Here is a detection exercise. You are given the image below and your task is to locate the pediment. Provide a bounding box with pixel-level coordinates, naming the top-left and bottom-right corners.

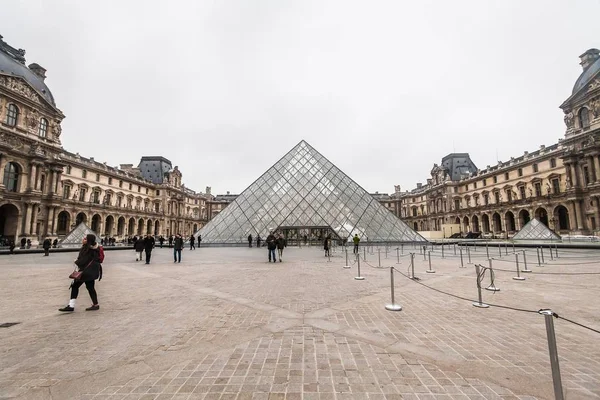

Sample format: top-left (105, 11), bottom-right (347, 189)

top-left (0, 74), bottom-right (56, 111)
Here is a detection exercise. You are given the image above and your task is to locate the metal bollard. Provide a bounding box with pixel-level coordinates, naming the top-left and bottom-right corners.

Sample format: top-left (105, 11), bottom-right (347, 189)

top-left (522, 250), bottom-right (532, 273)
top-left (454, 244), bottom-right (457, 255)
top-left (538, 310), bottom-right (564, 400)
top-left (396, 247), bottom-right (400, 264)
top-left (555, 243), bottom-right (559, 259)
top-left (363, 246), bottom-right (366, 262)
top-left (427, 251), bottom-right (436, 273)
top-left (486, 243), bottom-right (490, 260)
top-left (344, 247), bottom-right (350, 269)
top-left (459, 247), bottom-right (465, 268)
top-left (385, 246), bottom-right (388, 259)
top-left (473, 264), bottom-right (489, 308)
top-left (540, 246), bottom-right (545, 264)
top-left (549, 245), bottom-right (554, 261)
top-left (513, 253), bottom-right (525, 281)
top-left (385, 267), bottom-right (402, 311)
top-left (467, 246), bottom-right (472, 264)
top-left (423, 246), bottom-right (427, 261)
top-left (485, 259), bottom-right (500, 292)
top-left (498, 245), bottom-right (502, 258)
top-left (410, 253), bottom-right (416, 279)
top-left (537, 247), bottom-right (542, 267)
top-left (441, 244), bottom-right (445, 259)
top-left (378, 248), bottom-right (381, 267)
top-left (505, 242), bottom-right (508, 255)
top-left (401, 243), bottom-right (404, 255)
top-left (355, 254), bottom-right (365, 280)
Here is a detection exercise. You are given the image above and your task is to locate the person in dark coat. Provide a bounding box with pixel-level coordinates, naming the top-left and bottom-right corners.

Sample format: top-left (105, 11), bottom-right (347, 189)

top-left (275, 234), bottom-right (285, 262)
top-left (198, 234), bottom-right (202, 247)
top-left (20, 237), bottom-right (26, 249)
top-left (159, 236), bottom-right (164, 248)
top-left (324, 235), bottom-right (331, 257)
top-left (43, 237), bottom-right (52, 256)
top-left (248, 234), bottom-right (253, 248)
top-left (59, 234), bottom-right (101, 312)
top-left (134, 237), bottom-right (145, 261)
top-left (168, 235), bottom-right (173, 248)
top-left (9, 240), bottom-right (15, 254)
top-left (143, 234), bottom-right (155, 264)
top-left (52, 238), bottom-right (58, 248)
top-left (173, 233), bottom-right (184, 263)
top-left (256, 235), bottom-right (261, 248)
top-left (189, 234), bottom-right (196, 250)
top-left (266, 232), bottom-right (277, 262)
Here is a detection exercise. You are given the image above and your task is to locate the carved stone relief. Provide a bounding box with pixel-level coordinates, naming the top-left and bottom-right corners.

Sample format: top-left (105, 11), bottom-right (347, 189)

top-left (0, 76), bottom-right (43, 104)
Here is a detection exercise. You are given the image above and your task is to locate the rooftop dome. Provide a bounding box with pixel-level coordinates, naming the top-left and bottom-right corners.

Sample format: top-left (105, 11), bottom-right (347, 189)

top-left (0, 34), bottom-right (56, 107)
top-left (572, 48), bottom-right (600, 95)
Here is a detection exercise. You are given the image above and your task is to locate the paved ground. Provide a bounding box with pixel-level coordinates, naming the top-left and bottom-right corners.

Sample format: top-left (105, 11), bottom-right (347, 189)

top-left (0, 243), bottom-right (599, 400)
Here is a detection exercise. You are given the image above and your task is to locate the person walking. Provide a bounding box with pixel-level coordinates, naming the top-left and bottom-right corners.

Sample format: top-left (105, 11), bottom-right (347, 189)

top-left (353, 234), bottom-right (360, 254)
top-left (324, 235), bottom-right (331, 257)
top-left (256, 235), bottom-right (261, 248)
top-left (143, 234), bottom-right (155, 264)
top-left (168, 235), bottom-right (173, 248)
top-left (43, 237), bottom-right (52, 256)
top-left (134, 236), bottom-right (145, 261)
top-left (248, 234), bottom-right (253, 248)
top-left (9, 240), bottom-right (15, 254)
top-left (276, 234), bottom-right (285, 262)
top-left (189, 234), bottom-right (196, 250)
top-left (266, 231), bottom-right (277, 262)
top-left (59, 234), bottom-right (102, 312)
top-left (197, 234), bottom-right (202, 247)
top-left (174, 233), bottom-right (184, 263)
top-left (159, 236), bottom-right (164, 248)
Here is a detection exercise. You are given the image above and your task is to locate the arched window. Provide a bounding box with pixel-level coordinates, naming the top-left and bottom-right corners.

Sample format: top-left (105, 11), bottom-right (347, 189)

top-left (6, 104), bottom-right (19, 126)
top-left (3, 162), bottom-right (20, 192)
top-left (579, 108), bottom-right (590, 129)
top-left (39, 118), bottom-right (48, 137)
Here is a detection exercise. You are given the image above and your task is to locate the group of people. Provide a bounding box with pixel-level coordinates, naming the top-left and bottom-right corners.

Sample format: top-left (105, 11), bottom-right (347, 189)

top-left (133, 234), bottom-right (187, 264)
top-left (265, 231), bottom-right (286, 262)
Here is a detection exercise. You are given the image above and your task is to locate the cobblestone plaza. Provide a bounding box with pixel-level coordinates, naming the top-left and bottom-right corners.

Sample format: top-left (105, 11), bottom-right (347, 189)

top-left (0, 245), bottom-right (598, 399)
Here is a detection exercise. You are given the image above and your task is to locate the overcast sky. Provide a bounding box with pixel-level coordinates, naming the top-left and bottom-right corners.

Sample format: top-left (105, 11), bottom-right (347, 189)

top-left (1, 1), bottom-right (599, 195)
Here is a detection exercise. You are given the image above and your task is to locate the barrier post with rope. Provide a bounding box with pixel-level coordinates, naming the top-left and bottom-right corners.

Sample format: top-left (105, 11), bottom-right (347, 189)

top-left (541, 246), bottom-right (546, 264)
top-left (378, 247), bottom-right (381, 267)
top-left (467, 246), bottom-right (472, 264)
top-left (485, 259), bottom-right (500, 292)
top-left (513, 252), bottom-right (525, 281)
top-left (486, 243), bottom-right (490, 259)
top-left (355, 253), bottom-right (364, 280)
top-left (522, 250), bottom-right (532, 273)
top-left (344, 247), bottom-right (350, 269)
top-left (454, 243), bottom-right (457, 255)
top-left (385, 267), bottom-right (402, 311)
top-left (549, 245), bottom-right (554, 261)
top-left (505, 242), bottom-right (508, 255)
top-left (498, 245), bottom-right (502, 258)
top-left (410, 253), bottom-right (416, 280)
top-left (396, 247), bottom-right (400, 264)
top-left (473, 264), bottom-right (490, 308)
top-left (363, 246), bottom-right (366, 262)
top-left (539, 309), bottom-right (564, 400)
top-left (442, 244), bottom-right (445, 259)
top-left (459, 247), bottom-right (465, 268)
top-left (537, 247), bottom-right (542, 267)
top-left (555, 243), bottom-right (559, 259)
top-left (427, 251), bottom-right (436, 273)
top-left (423, 246), bottom-right (427, 261)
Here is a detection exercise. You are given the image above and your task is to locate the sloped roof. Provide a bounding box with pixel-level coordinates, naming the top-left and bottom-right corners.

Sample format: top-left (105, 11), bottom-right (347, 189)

top-left (512, 218), bottom-right (561, 241)
top-left (194, 140), bottom-right (427, 244)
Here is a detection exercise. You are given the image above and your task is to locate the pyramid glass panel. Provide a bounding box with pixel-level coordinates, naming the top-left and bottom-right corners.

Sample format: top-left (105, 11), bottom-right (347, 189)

top-left (195, 141), bottom-right (427, 244)
top-left (512, 218), bottom-right (561, 241)
top-left (58, 222), bottom-right (98, 248)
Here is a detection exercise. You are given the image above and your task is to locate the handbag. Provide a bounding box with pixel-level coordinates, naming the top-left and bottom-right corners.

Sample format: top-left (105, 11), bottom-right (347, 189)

top-left (68, 260), bottom-right (93, 280)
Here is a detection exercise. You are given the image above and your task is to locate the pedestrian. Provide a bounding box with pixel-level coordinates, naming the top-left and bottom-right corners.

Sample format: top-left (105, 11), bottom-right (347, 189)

top-left (304, 234), bottom-right (308, 245)
top-left (20, 237), bottom-right (26, 249)
top-left (26, 239), bottom-right (31, 249)
top-left (134, 236), bottom-right (145, 261)
top-left (276, 234), bottom-right (285, 262)
top-left (52, 238), bottom-right (58, 248)
top-left (197, 234), bottom-right (202, 247)
top-left (43, 237), bottom-right (52, 256)
top-left (174, 233), bottom-right (184, 263)
top-left (9, 240), bottom-right (15, 254)
top-left (59, 234), bottom-right (102, 312)
top-left (256, 235), bottom-right (261, 248)
top-left (324, 235), bottom-right (331, 257)
top-left (168, 235), bottom-right (173, 248)
top-left (159, 235), bottom-right (164, 248)
top-left (353, 234), bottom-right (360, 254)
top-left (189, 234), bottom-right (196, 250)
top-left (248, 234), bottom-right (253, 248)
top-left (143, 234), bottom-right (155, 264)
top-left (266, 231), bottom-right (277, 262)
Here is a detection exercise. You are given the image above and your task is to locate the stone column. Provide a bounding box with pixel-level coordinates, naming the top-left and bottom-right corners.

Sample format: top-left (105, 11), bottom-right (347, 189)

top-left (54, 170), bottom-right (62, 194)
top-left (594, 197), bottom-right (600, 232)
top-left (0, 153), bottom-right (4, 190)
top-left (50, 207), bottom-right (58, 235)
top-left (594, 156), bottom-right (600, 183)
top-left (574, 200), bottom-right (585, 231)
top-left (567, 202), bottom-right (577, 231)
top-left (589, 156), bottom-right (598, 182)
top-left (31, 203), bottom-right (40, 238)
top-left (28, 164), bottom-right (38, 191)
top-left (22, 203), bottom-right (32, 235)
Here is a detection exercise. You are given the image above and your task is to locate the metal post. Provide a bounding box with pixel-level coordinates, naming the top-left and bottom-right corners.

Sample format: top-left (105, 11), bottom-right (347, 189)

top-left (441, 244), bottom-right (445, 259)
top-left (505, 242), bottom-right (508, 255)
top-left (327, 250), bottom-right (331, 263)
top-left (363, 246), bottom-right (366, 262)
top-left (473, 264), bottom-right (489, 308)
top-left (513, 253), bottom-right (525, 281)
top-left (427, 251), bottom-right (435, 273)
top-left (378, 248), bottom-right (381, 267)
top-left (401, 243), bottom-right (404, 255)
top-left (486, 243), bottom-right (489, 259)
top-left (467, 246), bottom-right (472, 264)
top-left (385, 245), bottom-right (388, 259)
top-left (538, 310), bottom-right (564, 400)
top-left (355, 254), bottom-right (364, 280)
top-left (549, 245), bottom-right (554, 261)
top-left (485, 259), bottom-right (500, 291)
top-left (498, 245), bottom-right (502, 258)
top-left (344, 247), bottom-right (350, 269)
top-left (385, 267), bottom-right (402, 311)
top-left (396, 247), bottom-right (400, 264)
top-left (454, 244), bottom-right (456, 255)
top-left (459, 247), bottom-right (464, 268)
top-left (555, 243), bottom-right (559, 259)
top-left (410, 253), bottom-right (416, 279)
top-left (537, 247), bottom-right (542, 267)
top-left (423, 246), bottom-right (427, 261)
top-left (541, 246), bottom-right (545, 264)
top-left (522, 250), bottom-right (532, 273)
top-left (512, 242), bottom-right (515, 253)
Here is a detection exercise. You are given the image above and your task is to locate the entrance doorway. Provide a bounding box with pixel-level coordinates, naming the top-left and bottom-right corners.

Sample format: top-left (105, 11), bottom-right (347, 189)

top-left (0, 204), bottom-right (19, 245)
top-left (277, 226), bottom-right (340, 246)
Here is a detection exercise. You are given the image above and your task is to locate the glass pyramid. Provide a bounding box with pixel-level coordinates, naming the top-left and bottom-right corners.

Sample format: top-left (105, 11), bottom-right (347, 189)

top-left (512, 218), bottom-right (561, 241)
top-left (58, 222), bottom-right (98, 248)
top-left (195, 140), bottom-right (427, 244)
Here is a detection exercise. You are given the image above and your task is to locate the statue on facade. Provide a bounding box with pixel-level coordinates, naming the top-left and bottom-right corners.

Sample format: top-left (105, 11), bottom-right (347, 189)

top-left (590, 99), bottom-right (600, 119)
top-left (72, 188), bottom-right (79, 200)
top-left (565, 174), bottom-right (571, 189)
top-left (564, 111), bottom-right (574, 128)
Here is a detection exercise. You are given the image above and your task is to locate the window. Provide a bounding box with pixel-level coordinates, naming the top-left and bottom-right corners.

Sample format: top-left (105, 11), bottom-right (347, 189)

top-left (493, 176), bottom-right (498, 183)
top-left (40, 174), bottom-right (45, 193)
top-left (6, 104), bottom-right (18, 126)
top-left (579, 108), bottom-right (590, 129)
top-left (79, 189), bottom-right (86, 201)
top-left (483, 179), bottom-right (486, 186)
top-left (519, 186), bottom-right (526, 199)
top-left (474, 181), bottom-right (477, 189)
top-left (552, 178), bottom-right (560, 194)
top-left (504, 172), bottom-right (509, 180)
top-left (518, 168), bottom-right (523, 177)
top-left (63, 185), bottom-right (71, 199)
top-left (494, 192), bottom-right (500, 204)
top-left (119, 180), bottom-right (123, 188)
top-left (39, 118), bottom-right (48, 137)
top-left (145, 187), bottom-right (148, 194)
top-left (550, 158), bottom-right (557, 168)
top-left (105, 193), bottom-right (112, 205)
top-left (412, 207), bottom-right (418, 217)
top-left (3, 162), bottom-right (20, 192)
top-left (484, 194), bottom-right (489, 205)
top-left (137, 186), bottom-right (141, 193)
top-left (534, 182), bottom-right (542, 197)
top-left (92, 191), bottom-right (100, 204)
top-left (454, 199), bottom-right (460, 210)
top-left (129, 183), bottom-right (132, 190)
top-left (82, 170), bottom-right (87, 179)
top-left (584, 166), bottom-right (590, 186)
top-left (66, 165), bottom-right (71, 174)
top-left (95, 173), bottom-right (100, 182)
top-left (533, 163), bottom-right (538, 173)
top-left (506, 190), bottom-right (512, 202)
top-left (156, 190), bottom-right (160, 196)
top-left (117, 196), bottom-right (122, 207)
top-left (453, 187), bottom-right (458, 193)
top-left (108, 177), bottom-right (113, 185)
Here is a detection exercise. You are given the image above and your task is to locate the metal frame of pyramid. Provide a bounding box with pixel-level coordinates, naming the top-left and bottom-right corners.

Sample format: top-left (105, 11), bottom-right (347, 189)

top-left (195, 140), bottom-right (427, 245)
top-left (58, 222), bottom-right (98, 248)
top-left (512, 218), bottom-right (561, 241)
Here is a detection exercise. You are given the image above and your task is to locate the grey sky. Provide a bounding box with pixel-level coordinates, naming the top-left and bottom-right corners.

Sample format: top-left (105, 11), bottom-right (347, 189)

top-left (1, 1), bottom-right (598, 195)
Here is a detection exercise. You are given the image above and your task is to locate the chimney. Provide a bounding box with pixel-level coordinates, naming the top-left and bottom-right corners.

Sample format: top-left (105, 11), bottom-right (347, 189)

top-left (205, 186), bottom-right (211, 195)
top-left (580, 49), bottom-right (600, 71)
top-left (28, 63), bottom-right (46, 81)
top-left (416, 183), bottom-right (422, 189)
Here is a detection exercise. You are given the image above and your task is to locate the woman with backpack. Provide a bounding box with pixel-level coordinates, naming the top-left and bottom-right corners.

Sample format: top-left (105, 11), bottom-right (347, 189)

top-left (59, 234), bottom-right (102, 312)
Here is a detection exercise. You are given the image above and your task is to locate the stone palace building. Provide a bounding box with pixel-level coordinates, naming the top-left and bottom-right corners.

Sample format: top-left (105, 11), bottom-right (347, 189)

top-left (0, 35), bottom-right (225, 246)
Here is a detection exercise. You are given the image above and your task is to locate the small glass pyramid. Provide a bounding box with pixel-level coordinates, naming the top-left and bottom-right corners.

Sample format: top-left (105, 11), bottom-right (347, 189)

top-left (58, 222), bottom-right (98, 248)
top-left (195, 140), bottom-right (427, 244)
top-left (512, 218), bottom-right (561, 241)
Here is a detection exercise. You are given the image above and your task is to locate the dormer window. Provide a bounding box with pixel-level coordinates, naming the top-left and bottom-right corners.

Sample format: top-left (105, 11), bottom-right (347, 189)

top-left (39, 118), bottom-right (48, 137)
top-left (579, 107), bottom-right (590, 129)
top-left (6, 104), bottom-right (18, 126)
